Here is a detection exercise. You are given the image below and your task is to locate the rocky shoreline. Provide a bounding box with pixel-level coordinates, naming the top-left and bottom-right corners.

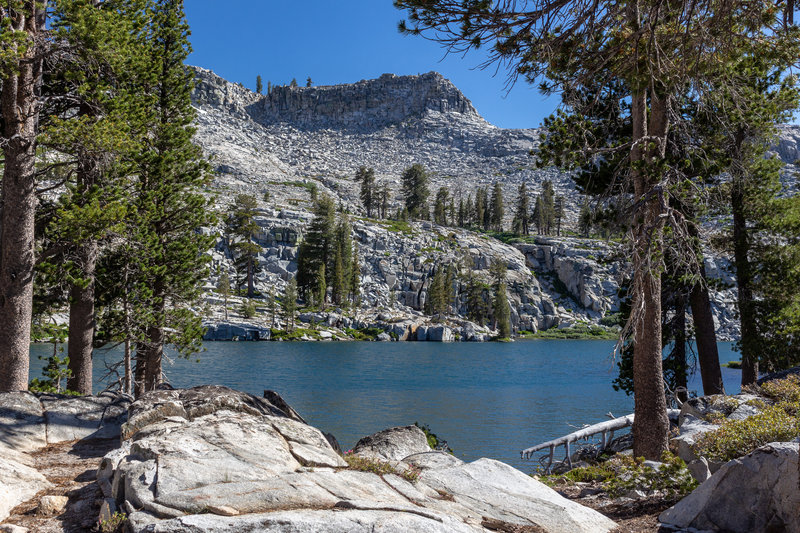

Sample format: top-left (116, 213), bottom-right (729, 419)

top-left (1, 379), bottom-right (798, 532)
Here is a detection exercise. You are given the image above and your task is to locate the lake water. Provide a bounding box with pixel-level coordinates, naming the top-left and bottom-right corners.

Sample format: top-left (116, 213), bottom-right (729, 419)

top-left (29, 340), bottom-right (742, 471)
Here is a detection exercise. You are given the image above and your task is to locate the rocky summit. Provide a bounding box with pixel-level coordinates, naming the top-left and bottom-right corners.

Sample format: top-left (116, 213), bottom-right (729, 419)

top-left (191, 67), bottom-right (800, 341)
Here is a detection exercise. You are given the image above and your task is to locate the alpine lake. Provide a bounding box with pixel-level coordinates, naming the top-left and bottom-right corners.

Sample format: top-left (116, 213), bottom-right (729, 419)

top-left (29, 340), bottom-right (742, 471)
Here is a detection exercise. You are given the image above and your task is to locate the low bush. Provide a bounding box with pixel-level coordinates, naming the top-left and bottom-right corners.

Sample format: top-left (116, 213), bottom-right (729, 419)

top-left (605, 453), bottom-right (698, 499)
top-left (693, 401), bottom-right (800, 463)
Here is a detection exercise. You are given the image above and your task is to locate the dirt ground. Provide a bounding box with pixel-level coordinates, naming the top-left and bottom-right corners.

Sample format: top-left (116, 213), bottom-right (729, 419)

top-left (5, 438), bottom-right (118, 533)
top-left (556, 481), bottom-right (677, 533)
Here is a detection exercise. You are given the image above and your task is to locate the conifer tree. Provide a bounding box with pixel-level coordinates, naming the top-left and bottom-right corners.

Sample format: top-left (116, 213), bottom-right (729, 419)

top-left (356, 166), bottom-right (376, 217)
top-left (297, 195), bottom-right (336, 300)
top-left (474, 189), bottom-right (486, 229)
top-left (41, 0), bottom-right (147, 394)
top-left (0, 1), bottom-right (46, 391)
top-left (227, 194), bottom-right (261, 297)
top-left (514, 182), bottom-right (530, 235)
top-left (130, 0), bottom-right (216, 393)
top-left (379, 183), bottom-right (390, 219)
top-left (401, 164), bottom-right (430, 219)
top-left (282, 277), bottom-right (297, 332)
top-left (256, 75), bottom-right (263, 94)
top-left (349, 244), bottom-right (361, 308)
top-left (434, 187), bottom-right (449, 225)
top-left (316, 264), bottom-right (327, 310)
top-left (494, 282), bottom-right (511, 339)
top-left (490, 182), bottom-right (504, 232)
top-left (457, 198), bottom-right (466, 228)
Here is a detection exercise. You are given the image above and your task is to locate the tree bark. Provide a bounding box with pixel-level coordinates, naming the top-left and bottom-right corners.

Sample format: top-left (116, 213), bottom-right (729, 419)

top-left (732, 177), bottom-right (758, 386)
top-left (134, 342), bottom-right (146, 398)
top-left (67, 239), bottom-right (98, 395)
top-left (143, 279), bottom-right (166, 391)
top-left (630, 88), bottom-right (670, 460)
top-left (0, 3), bottom-right (44, 392)
top-left (689, 266), bottom-right (725, 395)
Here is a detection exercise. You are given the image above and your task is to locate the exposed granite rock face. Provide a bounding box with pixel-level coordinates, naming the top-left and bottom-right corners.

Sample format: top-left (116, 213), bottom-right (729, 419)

top-left (190, 67), bottom-right (800, 342)
top-left (110, 386), bottom-right (616, 533)
top-left (352, 425), bottom-right (431, 462)
top-left (246, 72), bottom-right (481, 132)
top-left (660, 442), bottom-right (800, 532)
top-left (0, 391), bottom-right (131, 523)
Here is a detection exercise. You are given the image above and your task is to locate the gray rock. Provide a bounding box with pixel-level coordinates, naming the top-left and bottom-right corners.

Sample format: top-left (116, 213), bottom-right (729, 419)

top-left (111, 387), bottom-right (616, 533)
top-left (39, 392), bottom-right (130, 443)
top-left (660, 442), bottom-right (800, 533)
top-left (687, 457), bottom-right (711, 483)
top-left (671, 415), bottom-right (719, 464)
top-left (0, 453), bottom-right (52, 522)
top-left (352, 425), bottom-right (431, 462)
top-left (0, 392), bottom-right (46, 452)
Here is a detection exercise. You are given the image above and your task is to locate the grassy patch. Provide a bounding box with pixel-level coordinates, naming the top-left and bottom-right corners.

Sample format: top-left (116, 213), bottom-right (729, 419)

top-left (270, 327), bottom-right (321, 341)
top-left (268, 179), bottom-right (318, 194)
top-left (344, 454), bottom-right (421, 483)
top-left (723, 360), bottom-right (742, 369)
top-left (345, 327), bottom-right (385, 341)
top-left (530, 325), bottom-right (617, 340)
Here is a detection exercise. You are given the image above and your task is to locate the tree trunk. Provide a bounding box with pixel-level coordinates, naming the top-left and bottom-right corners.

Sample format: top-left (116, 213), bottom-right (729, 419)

top-left (67, 239), bottom-right (98, 395)
top-left (0, 3), bottom-right (44, 392)
top-left (144, 324), bottom-right (164, 391)
top-left (732, 178), bottom-right (758, 386)
top-left (247, 256), bottom-right (254, 298)
top-left (673, 291), bottom-right (688, 403)
top-left (134, 342), bottom-right (146, 398)
top-left (630, 88), bottom-right (670, 460)
top-left (689, 268), bottom-right (725, 395)
top-left (143, 279), bottom-right (166, 391)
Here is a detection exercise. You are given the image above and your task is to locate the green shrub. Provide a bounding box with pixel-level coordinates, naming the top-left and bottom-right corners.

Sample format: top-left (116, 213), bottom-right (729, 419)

top-left (414, 422), bottom-right (453, 454)
top-left (693, 402), bottom-right (800, 463)
top-left (759, 374), bottom-right (800, 404)
top-left (99, 512), bottom-right (127, 533)
top-left (605, 452), bottom-right (698, 499)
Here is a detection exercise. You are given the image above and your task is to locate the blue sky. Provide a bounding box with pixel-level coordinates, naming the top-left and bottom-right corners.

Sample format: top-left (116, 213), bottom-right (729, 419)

top-left (184, 1), bottom-right (558, 130)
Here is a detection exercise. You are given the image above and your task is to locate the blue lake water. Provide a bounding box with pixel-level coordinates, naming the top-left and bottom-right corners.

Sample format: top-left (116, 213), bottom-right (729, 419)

top-left (29, 340), bottom-right (742, 470)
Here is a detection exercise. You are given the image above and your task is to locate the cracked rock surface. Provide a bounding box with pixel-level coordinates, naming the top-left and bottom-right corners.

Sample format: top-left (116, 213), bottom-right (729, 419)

top-left (111, 386), bottom-right (616, 533)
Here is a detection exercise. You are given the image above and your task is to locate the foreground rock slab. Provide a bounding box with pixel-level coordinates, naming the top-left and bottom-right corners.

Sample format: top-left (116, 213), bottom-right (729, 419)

top-left (112, 386), bottom-right (616, 533)
top-left (0, 391), bottom-right (131, 527)
top-left (660, 442), bottom-right (800, 532)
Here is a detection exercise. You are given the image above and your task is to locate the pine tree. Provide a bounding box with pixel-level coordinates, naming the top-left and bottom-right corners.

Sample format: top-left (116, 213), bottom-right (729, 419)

top-left (356, 166), bottom-right (376, 217)
top-left (306, 76), bottom-right (312, 87)
top-left (39, 0), bottom-right (147, 394)
top-left (380, 183), bottom-right (390, 219)
top-left (434, 187), bottom-right (449, 225)
top-left (131, 0), bottom-right (216, 393)
top-left (256, 75), bottom-right (263, 94)
top-left (457, 198), bottom-right (466, 227)
top-left (401, 164), bottom-right (430, 220)
top-left (297, 195), bottom-right (336, 300)
top-left (554, 196), bottom-right (565, 236)
top-left (474, 189), bottom-right (486, 229)
top-left (490, 182), bottom-right (505, 232)
top-left (494, 282), bottom-right (511, 339)
top-left (282, 277), bottom-right (297, 332)
top-left (514, 182), bottom-right (530, 235)
top-left (332, 247), bottom-right (345, 306)
top-left (0, 1), bottom-right (46, 391)
top-left (349, 244), bottom-right (361, 308)
top-left (227, 194), bottom-right (261, 297)
top-left (316, 264), bottom-right (327, 310)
